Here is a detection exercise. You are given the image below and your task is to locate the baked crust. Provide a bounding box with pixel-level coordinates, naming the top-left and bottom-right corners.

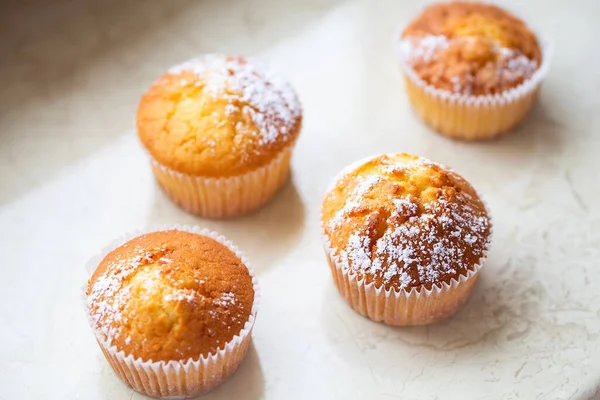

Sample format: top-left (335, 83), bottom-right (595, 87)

top-left (87, 230), bottom-right (254, 362)
top-left (400, 2), bottom-right (541, 95)
top-left (322, 153), bottom-right (491, 291)
top-left (137, 55), bottom-right (302, 177)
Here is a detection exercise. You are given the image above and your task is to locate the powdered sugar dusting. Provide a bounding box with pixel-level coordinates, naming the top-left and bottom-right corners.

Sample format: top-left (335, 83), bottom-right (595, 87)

top-left (87, 243), bottom-right (242, 346)
top-left (400, 34), bottom-right (449, 62)
top-left (329, 174), bottom-right (381, 229)
top-left (380, 164), bottom-right (407, 174)
top-left (400, 34), bottom-right (539, 95)
top-left (215, 292), bottom-right (237, 307)
top-left (87, 251), bottom-right (147, 342)
top-left (164, 290), bottom-right (197, 302)
top-left (417, 156), bottom-right (452, 171)
top-left (169, 54), bottom-right (301, 145)
top-left (340, 233), bottom-right (372, 273)
top-left (503, 52), bottom-right (538, 82)
top-left (325, 156), bottom-right (491, 290)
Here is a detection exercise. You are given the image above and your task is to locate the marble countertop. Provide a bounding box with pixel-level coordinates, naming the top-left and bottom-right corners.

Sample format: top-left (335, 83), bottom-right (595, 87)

top-left (1, 0), bottom-right (599, 399)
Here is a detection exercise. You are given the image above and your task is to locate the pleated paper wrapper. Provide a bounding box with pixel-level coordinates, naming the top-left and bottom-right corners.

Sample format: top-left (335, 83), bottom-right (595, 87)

top-left (151, 145), bottom-right (293, 219)
top-left (83, 225), bottom-right (260, 399)
top-left (323, 235), bottom-right (488, 326)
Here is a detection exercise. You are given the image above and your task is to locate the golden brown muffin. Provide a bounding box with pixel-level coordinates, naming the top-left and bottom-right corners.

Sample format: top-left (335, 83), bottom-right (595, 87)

top-left (137, 54), bottom-right (302, 178)
top-left (400, 2), bottom-right (541, 96)
top-left (86, 229), bottom-right (255, 362)
top-left (322, 154), bottom-right (491, 325)
top-left (323, 153), bottom-right (491, 291)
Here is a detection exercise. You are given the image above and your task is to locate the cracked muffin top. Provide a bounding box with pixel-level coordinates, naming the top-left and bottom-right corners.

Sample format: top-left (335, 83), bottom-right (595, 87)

top-left (321, 154), bottom-right (491, 291)
top-left (137, 54), bottom-right (302, 177)
top-left (399, 2), bottom-right (542, 95)
top-left (86, 229), bottom-right (255, 362)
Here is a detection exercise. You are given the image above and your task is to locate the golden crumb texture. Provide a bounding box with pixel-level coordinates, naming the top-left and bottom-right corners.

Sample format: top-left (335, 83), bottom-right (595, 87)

top-left (86, 230), bottom-right (255, 362)
top-left (401, 2), bottom-right (542, 95)
top-left (322, 153), bottom-right (491, 291)
top-left (137, 54), bottom-right (302, 177)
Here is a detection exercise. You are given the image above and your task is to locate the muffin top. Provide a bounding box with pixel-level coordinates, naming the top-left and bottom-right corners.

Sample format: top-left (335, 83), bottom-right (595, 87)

top-left (322, 154), bottom-right (491, 291)
top-left (86, 230), bottom-right (255, 362)
top-left (137, 54), bottom-right (302, 177)
top-left (400, 2), bottom-right (541, 95)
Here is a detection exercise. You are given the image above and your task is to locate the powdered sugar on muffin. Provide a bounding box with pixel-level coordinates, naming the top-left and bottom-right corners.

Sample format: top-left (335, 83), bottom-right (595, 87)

top-left (322, 154), bottom-right (491, 291)
top-left (399, 2), bottom-right (542, 96)
top-left (86, 230), bottom-right (255, 361)
top-left (400, 35), bottom-right (538, 95)
top-left (169, 54), bottom-right (301, 145)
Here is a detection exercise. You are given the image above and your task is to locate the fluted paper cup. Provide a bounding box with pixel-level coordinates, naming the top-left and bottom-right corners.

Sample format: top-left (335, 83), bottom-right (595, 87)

top-left (83, 225), bottom-right (260, 398)
top-left (151, 145), bottom-right (293, 219)
top-left (323, 235), bottom-right (488, 325)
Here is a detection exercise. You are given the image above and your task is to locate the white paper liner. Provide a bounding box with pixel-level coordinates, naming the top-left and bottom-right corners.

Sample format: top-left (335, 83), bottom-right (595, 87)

top-left (150, 144), bottom-right (293, 219)
top-left (83, 225), bottom-right (260, 398)
top-left (395, 20), bottom-right (553, 139)
top-left (321, 154), bottom-right (493, 325)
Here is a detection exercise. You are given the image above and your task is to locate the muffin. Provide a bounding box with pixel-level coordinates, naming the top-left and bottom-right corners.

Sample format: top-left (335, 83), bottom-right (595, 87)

top-left (397, 2), bottom-right (549, 140)
top-left (321, 154), bottom-right (492, 325)
top-left (85, 227), bottom-right (259, 398)
top-left (137, 54), bottom-right (302, 218)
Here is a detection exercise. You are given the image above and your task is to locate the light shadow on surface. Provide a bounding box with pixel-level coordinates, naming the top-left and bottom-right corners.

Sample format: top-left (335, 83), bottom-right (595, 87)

top-left (482, 100), bottom-right (566, 156)
top-left (95, 352), bottom-right (140, 399)
top-left (392, 257), bottom-right (544, 350)
top-left (319, 253), bottom-right (545, 363)
top-left (201, 342), bottom-right (265, 400)
top-left (423, 99), bottom-right (567, 169)
top-left (147, 175), bottom-right (306, 273)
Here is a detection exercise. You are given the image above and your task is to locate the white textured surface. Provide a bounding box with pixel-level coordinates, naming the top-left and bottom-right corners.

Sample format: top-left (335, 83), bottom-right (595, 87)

top-left (1, 0), bottom-right (599, 399)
